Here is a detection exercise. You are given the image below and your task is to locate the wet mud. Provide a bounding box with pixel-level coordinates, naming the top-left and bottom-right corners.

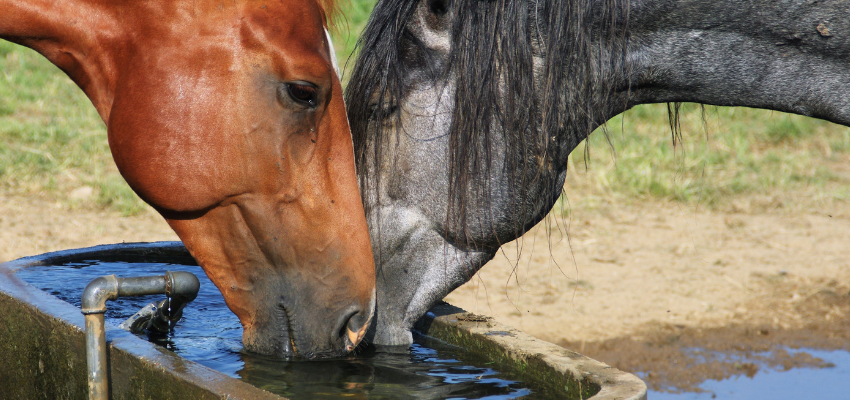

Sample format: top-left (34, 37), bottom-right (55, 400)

top-left (559, 279), bottom-right (850, 393)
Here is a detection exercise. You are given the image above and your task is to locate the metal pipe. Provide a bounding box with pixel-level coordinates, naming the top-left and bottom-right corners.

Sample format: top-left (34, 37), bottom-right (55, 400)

top-left (118, 271), bottom-right (201, 334)
top-left (81, 271), bottom-right (200, 400)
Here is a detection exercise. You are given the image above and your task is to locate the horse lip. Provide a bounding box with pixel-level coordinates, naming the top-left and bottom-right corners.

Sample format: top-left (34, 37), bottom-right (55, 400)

top-left (277, 302), bottom-right (299, 357)
top-left (260, 289), bottom-right (376, 358)
top-left (346, 321), bottom-right (370, 350)
top-left (345, 289), bottom-right (376, 351)
top-left (289, 334), bottom-right (298, 356)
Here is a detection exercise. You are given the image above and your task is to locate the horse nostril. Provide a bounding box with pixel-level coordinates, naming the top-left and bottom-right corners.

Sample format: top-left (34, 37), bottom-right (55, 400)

top-left (336, 310), bottom-right (355, 342)
top-left (335, 305), bottom-right (370, 349)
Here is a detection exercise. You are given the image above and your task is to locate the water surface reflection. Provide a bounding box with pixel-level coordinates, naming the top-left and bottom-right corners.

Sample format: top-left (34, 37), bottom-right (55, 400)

top-left (18, 260), bottom-right (536, 399)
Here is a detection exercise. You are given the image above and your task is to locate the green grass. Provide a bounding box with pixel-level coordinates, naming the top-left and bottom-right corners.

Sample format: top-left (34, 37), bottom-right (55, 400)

top-left (331, 0), bottom-right (377, 82)
top-left (3, 0), bottom-right (850, 216)
top-left (0, 40), bottom-right (142, 213)
top-left (568, 104), bottom-right (850, 209)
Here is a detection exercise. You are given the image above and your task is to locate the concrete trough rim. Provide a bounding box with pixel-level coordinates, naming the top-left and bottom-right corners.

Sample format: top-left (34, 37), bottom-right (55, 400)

top-left (1, 242), bottom-right (647, 399)
top-left (415, 303), bottom-right (647, 400)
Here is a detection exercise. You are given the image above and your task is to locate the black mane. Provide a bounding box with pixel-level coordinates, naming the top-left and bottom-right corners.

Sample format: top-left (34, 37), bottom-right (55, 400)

top-left (346, 0), bottom-right (631, 242)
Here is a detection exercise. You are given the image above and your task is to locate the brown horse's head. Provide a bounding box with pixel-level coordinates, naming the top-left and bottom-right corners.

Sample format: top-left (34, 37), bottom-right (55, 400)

top-left (89, 0), bottom-right (373, 358)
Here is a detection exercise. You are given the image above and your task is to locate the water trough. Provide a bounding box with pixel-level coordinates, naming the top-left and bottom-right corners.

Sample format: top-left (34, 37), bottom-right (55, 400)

top-left (0, 242), bottom-right (646, 399)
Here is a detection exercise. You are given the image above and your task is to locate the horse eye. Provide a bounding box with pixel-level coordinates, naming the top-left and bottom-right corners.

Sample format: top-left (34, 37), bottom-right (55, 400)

top-left (367, 103), bottom-right (398, 120)
top-left (428, 0), bottom-right (450, 15)
top-left (286, 83), bottom-right (318, 107)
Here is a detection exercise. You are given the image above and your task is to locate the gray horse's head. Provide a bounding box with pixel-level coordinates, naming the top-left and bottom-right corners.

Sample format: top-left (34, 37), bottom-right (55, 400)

top-left (346, 0), bottom-right (850, 345)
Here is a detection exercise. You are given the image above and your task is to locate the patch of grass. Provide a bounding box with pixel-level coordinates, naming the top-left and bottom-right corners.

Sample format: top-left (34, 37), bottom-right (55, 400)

top-left (331, 0), bottom-right (376, 80)
top-left (95, 175), bottom-right (149, 216)
top-left (567, 280), bottom-right (593, 290)
top-left (0, 40), bottom-right (145, 215)
top-left (568, 104), bottom-right (850, 209)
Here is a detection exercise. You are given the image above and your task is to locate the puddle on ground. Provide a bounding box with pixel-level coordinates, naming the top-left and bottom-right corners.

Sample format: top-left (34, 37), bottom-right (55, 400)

top-left (18, 260), bottom-right (547, 399)
top-left (649, 348), bottom-right (850, 399)
top-left (561, 293), bottom-right (850, 399)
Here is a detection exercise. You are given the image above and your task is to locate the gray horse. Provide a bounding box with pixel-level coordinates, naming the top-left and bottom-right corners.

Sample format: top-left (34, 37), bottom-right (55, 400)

top-left (345, 0), bottom-right (850, 346)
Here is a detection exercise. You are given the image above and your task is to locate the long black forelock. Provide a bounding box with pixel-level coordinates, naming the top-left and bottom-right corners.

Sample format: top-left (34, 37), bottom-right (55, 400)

top-left (346, 0), bottom-right (632, 247)
top-left (345, 0), bottom-right (418, 215)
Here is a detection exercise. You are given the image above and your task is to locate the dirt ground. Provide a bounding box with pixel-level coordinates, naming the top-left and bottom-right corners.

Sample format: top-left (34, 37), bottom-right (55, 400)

top-left (2, 190), bottom-right (849, 393)
top-left (0, 193), bottom-right (178, 262)
top-left (445, 192), bottom-right (850, 392)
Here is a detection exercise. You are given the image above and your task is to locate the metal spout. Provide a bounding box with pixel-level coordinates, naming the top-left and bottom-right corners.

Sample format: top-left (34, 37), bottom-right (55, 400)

top-left (81, 271), bottom-right (200, 400)
top-left (116, 271), bottom-right (201, 333)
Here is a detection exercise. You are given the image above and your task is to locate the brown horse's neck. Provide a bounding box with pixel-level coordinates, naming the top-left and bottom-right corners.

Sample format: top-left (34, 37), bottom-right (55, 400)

top-left (0, 0), bottom-right (120, 121)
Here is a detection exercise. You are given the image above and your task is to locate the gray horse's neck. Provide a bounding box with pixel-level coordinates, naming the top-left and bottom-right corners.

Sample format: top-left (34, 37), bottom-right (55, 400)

top-left (536, 0), bottom-right (850, 185)
top-left (508, 0), bottom-right (850, 255)
top-left (619, 0), bottom-right (850, 125)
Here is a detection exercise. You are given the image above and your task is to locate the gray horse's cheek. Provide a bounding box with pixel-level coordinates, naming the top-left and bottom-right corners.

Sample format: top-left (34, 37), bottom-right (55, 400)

top-left (367, 205), bottom-right (494, 346)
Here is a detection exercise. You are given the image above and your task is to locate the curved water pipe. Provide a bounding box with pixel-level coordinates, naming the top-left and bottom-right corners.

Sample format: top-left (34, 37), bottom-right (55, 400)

top-left (81, 271), bottom-right (200, 400)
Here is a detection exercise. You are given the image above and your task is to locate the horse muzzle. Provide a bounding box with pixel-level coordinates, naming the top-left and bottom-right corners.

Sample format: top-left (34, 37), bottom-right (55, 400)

top-left (241, 284), bottom-right (376, 359)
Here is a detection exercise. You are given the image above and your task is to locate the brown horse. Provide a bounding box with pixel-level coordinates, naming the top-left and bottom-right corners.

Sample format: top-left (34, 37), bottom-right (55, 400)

top-left (1, 0), bottom-right (375, 358)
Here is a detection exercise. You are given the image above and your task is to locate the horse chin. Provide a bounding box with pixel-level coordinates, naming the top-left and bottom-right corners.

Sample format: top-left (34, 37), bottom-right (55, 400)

top-left (240, 291), bottom-right (375, 359)
top-left (241, 325), bottom-right (296, 359)
top-left (242, 321), bottom-right (350, 360)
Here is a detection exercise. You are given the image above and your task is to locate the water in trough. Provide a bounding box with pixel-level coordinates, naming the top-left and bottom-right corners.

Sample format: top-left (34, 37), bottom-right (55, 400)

top-left (20, 254), bottom-right (847, 399)
top-left (17, 259), bottom-right (540, 399)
